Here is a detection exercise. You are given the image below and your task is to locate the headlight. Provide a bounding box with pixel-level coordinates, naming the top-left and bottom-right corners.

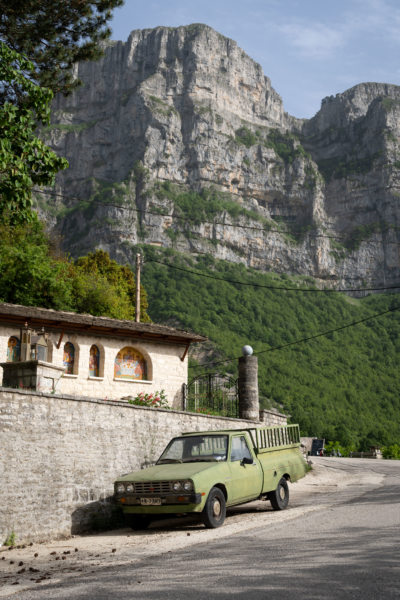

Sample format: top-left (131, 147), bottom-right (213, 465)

top-left (116, 483), bottom-right (125, 494)
top-left (173, 481), bottom-right (182, 491)
top-left (126, 483), bottom-right (134, 493)
top-left (183, 480), bottom-right (193, 492)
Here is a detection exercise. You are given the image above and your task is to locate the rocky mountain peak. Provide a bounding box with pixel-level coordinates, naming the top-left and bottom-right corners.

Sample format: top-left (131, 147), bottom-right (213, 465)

top-left (307, 82), bottom-right (400, 133)
top-left (40, 25), bottom-right (400, 291)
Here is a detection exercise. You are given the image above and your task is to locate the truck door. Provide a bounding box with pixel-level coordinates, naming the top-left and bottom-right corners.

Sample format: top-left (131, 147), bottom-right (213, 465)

top-left (228, 435), bottom-right (263, 503)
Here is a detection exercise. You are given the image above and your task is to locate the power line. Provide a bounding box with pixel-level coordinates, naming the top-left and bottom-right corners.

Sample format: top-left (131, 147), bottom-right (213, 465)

top-left (34, 183), bottom-right (400, 289)
top-left (33, 187), bottom-right (400, 244)
top-left (146, 257), bottom-right (400, 293)
top-left (31, 191), bottom-right (400, 371)
top-left (190, 303), bottom-right (400, 371)
top-left (33, 186), bottom-right (400, 289)
top-left (32, 188), bottom-right (333, 236)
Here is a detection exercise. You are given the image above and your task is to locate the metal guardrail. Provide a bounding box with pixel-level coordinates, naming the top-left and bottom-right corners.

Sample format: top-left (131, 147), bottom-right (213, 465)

top-left (349, 451), bottom-right (382, 459)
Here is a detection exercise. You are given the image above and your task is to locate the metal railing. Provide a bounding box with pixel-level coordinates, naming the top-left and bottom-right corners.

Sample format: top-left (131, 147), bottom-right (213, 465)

top-left (248, 424), bottom-right (301, 452)
top-left (183, 373), bottom-right (239, 418)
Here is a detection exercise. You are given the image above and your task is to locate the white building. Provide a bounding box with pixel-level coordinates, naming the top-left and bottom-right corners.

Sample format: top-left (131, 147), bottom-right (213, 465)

top-left (0, 303), bottom-right (206, 409)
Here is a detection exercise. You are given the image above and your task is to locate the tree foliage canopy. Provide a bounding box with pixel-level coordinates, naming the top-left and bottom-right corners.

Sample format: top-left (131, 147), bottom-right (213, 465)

top-left (0, 43), bottom-right (68, 223)
top-left (0, 0), bottom-right (124, 96)
top-left (141, 247), bottom-right (400, 450)
top-left (74, 249), bottom-right (150, 321)
top-left (0, 220), bottom-right (150, 322)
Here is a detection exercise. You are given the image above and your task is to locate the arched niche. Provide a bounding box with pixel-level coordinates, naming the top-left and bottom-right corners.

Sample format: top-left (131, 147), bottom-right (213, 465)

top-left (63, 341), bottom-right (79, 375)
top-left (7, 336), bottom-right (20, 362)
top-left (89, 344), bottom-right (104, 378)
top-left (114, 346), bottom-right (151, 381)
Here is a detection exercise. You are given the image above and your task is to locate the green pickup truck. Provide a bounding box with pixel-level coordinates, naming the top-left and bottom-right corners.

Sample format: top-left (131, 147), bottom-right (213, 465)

top-left (114, 424), bottom-right (307, 529)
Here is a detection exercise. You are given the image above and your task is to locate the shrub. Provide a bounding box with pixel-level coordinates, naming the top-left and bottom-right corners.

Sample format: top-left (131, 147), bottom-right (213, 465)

top-left (235, 126), bottom-right (258, 148)
top-left (382, 444), bottom-right (400, 459)
top-left (126, 390), bottom-right (169, 409)
top-left (3, 531), bottom-right (16, 546)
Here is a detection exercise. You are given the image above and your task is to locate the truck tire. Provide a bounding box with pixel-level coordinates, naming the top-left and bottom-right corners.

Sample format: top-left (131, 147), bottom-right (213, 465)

top-left (202, 487), bottom-right (226, 528)
top-left (124, 514), bottom-right (152, 530)
top-left (268, 477), bottom-right (289, 510)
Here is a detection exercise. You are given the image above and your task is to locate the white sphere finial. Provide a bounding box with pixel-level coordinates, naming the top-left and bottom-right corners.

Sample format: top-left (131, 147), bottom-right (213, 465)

top-left (242, 345), bottom-right (253, 356)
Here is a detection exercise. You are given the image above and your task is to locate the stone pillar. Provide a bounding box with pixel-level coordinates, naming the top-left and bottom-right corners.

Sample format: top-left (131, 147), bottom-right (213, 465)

top-left (238, 346), bottom-right (259, 421)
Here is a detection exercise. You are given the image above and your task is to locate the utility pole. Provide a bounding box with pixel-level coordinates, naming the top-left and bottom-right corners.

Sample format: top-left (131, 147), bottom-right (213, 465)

top-left (135, 253), bottom-right (141, 323)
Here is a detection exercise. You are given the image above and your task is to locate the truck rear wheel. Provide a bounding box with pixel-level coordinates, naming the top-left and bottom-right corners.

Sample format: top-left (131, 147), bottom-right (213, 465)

top-left (125, 515), bottom-right (152, 530)
top-left (268, 477), bottom-right (289, 510)
top-left (202, 487), bottom-right (226, 528)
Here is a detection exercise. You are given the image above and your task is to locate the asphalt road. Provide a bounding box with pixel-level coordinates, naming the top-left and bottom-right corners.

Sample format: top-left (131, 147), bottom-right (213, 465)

top-left (2, 458), bottom-right (399, 599)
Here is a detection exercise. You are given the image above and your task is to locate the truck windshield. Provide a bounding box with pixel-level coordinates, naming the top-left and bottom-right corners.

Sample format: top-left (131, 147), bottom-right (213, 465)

top-left (157, 435), bottom-right (228, 463)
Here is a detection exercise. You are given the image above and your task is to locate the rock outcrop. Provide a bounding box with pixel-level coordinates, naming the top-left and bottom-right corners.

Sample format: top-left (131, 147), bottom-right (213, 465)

top-left (39, 24), bottom-right (400, 289)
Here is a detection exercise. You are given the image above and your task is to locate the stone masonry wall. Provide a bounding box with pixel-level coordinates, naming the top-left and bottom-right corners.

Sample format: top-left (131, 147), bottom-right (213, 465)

top-left (0, 387), bottom-right (273, 544)
top-left (259, 409), bottom-right (287, 427)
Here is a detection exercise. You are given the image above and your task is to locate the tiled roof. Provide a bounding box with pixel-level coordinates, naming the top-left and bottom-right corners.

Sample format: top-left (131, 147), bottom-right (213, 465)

top-left (0, 303), bottom-right (207, 344)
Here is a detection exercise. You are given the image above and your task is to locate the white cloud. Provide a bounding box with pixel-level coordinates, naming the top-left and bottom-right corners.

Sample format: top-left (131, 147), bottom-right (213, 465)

top-left (276, 0), bottom-right (400, 61)
top-left (343, 0), bottom-right (400, 44)
top-left (279, 22), bottom-right (345, 59)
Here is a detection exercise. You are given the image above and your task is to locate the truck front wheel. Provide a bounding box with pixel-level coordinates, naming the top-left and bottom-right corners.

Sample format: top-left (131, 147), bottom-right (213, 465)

top-left (268, 477), bottom-right (289, 510)
top-left (202, 487), bottom-right (226, 528)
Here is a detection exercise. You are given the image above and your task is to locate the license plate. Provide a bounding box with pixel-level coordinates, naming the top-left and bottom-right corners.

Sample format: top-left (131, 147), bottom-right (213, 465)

top-left (140, 497), bottom-right (162, 506)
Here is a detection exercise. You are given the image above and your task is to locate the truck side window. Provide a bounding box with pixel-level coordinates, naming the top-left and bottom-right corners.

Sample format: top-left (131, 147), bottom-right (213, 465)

top-left (230, 436), bottom-right (253, 462)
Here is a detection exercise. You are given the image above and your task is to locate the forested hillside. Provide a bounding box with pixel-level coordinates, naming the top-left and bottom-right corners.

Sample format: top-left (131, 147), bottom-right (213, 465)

top-left (141, 246), bottom-right (400, 450)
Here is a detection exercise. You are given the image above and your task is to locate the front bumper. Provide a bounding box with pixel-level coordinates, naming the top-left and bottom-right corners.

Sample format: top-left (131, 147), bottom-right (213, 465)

top-left (115, 493), bottom-right (204, 515)
top-left (114, 492), bottom-right (203, 511)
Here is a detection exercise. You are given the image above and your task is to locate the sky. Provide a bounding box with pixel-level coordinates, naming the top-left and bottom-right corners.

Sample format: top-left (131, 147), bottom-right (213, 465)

top-left (109, 0), bottom-right (400, 119)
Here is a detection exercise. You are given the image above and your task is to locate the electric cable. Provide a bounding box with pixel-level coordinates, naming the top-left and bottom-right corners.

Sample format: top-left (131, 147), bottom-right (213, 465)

top-left (189, 303), bottom-right (400, 371)
top-left (145, 257), bottom-right (400, 293)
top-left (32, 187), bottom-right (400, 244)
top-left (33, 185), bottom-right (400, 290)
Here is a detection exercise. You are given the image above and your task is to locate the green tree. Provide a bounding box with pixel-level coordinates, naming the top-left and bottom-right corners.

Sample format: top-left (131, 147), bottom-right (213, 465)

top-left (140, 246), bottom-right (400, 448)
top-left (0, 0), bottom-right (124, 97)
top-left (74, 250), bottom-right (151, 322)
top-left (0, 222), bottom-right (151, 322)
top-left (382, 444), bottom-right (400, 459)
top-left (0, 43), bottom-right (68, 223)
top-left (0, 220), bottom-right (74, 309)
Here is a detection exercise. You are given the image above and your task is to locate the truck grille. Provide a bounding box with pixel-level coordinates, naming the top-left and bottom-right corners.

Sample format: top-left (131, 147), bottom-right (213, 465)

top-left (132, 481), bottom-right (172, 494)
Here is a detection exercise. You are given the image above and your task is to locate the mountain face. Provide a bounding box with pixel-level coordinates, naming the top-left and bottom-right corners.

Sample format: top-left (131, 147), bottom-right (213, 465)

top-left (40, 24), bottom-right (400, 289)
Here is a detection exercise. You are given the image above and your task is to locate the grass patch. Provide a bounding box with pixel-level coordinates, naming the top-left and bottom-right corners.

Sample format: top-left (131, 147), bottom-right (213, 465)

top-left (153, 181), bottom-right (274, 229)
top-left (43, 121), bottom-right (97, 134)
top-left (235, 126), bottom-right (259, 148)
top-left (316, 152), bottom-right (382, 182)
top-left (148, 95), bottom-right (178, 117)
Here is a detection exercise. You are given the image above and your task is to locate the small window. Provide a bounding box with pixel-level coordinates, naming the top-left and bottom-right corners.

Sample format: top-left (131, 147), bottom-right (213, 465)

top-left (230, 436), bottom-right (253, 462)
top-left (89, 345), bottom-right (100, 377)
top-left (7, 337), bottom-right (20, 362)
top-left (114, 347), bottom-right (147, 380)
top-left (63, 342), bottom-right (75, 375)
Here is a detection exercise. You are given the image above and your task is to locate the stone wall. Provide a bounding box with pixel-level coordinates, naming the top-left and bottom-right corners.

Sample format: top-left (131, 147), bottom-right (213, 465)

top-left (259, 409), bottom-right (287, 427)
top-left (0, 387), bottom-right (283, 544)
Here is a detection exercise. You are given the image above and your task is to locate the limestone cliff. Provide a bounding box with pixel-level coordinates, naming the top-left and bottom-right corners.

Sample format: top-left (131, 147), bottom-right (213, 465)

top-left (38, 24), bottom-right (400, 289)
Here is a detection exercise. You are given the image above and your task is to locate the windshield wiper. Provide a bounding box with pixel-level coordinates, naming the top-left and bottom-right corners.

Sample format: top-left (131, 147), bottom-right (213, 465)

top-left (157, 458), bottom-right (183, 464)
top-left (183, 457), bottom-right (219, 462)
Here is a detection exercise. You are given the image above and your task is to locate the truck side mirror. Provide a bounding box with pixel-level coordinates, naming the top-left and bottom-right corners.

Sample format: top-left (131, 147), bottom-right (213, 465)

top-left (241, 457), bottom-right (254, 466)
